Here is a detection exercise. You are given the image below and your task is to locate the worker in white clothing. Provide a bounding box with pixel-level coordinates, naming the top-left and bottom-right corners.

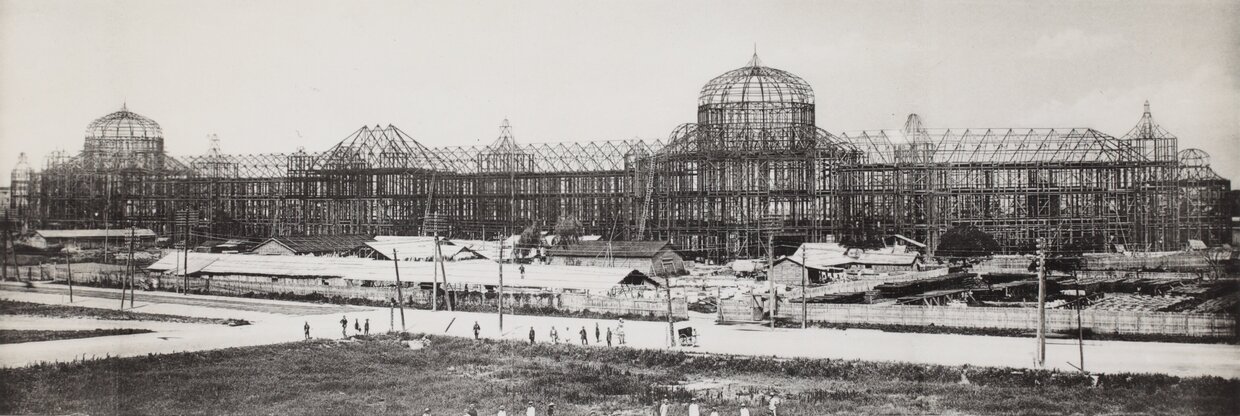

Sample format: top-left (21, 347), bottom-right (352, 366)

top-left (658, 399), bottom-right (669, 416)
top-left (687, 398), bottom-right (701, 416)
top-left (495, 406), bottom-right (506, 416)
top-left (526, 401), bottom-right (536, 416)
top-left (739, 405), bottom-right (750, 416)
top-left (767, 394), bottom-right (781, 416)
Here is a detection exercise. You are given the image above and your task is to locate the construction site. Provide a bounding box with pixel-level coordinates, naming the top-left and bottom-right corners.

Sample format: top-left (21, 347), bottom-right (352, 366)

top-left (3, 54), bottom-right (1231, 261)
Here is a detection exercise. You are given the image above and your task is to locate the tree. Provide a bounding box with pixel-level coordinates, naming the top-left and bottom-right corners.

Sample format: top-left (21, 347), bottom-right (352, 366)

top-left (935, 225), bottom-right (1000, 263)
top-left (517, 225), bottom-right (542, 250)
top-left (553, 215), bottom-right (584, 246)
top-left (1042, 233), bottom-right (1105, 274)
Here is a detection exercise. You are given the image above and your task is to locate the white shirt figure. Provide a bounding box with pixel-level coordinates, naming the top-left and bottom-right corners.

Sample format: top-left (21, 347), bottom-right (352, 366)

top-left (710, 411), bottom-right (719, 416)
top-left (768, 396), bottom-right (781, 415)
top-left (688, 402), bottom-right (701, 416)
top-left (526, 405), bottom-right (536, 416)
top-left (658, 402), bottom-right (669, 416)
top-left (496, 410), bottom-right (506, 416)
top-left (739, 407), bottom-right (750, 416)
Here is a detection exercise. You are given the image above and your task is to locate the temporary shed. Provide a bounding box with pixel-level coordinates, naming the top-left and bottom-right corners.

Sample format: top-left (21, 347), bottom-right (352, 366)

top-left (23, 228), bottom-right (157, 250)
top-left (361, 238), bottom-right (483, 261)
top-left (548, 240), bottom-right (686, 275)
top-left (250, 234), bottom-right (375, 256)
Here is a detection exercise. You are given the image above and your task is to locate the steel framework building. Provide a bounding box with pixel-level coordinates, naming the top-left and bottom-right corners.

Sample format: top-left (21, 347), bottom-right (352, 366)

top-left (13, 55), bottom-right (1232, 259)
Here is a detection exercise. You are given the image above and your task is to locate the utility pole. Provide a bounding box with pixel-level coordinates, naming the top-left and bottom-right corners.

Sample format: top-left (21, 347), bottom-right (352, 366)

top-left (498, 239), bottom-right (505, 331)
top-left (665, 267), bottom-right (675, 348)
top-left (128, 227), bottom-right (135, 308)
top-left (431, 236), bottom-right (439, 312)
top-left (801, 247), bottom-right (808, 329)
top-left (391, 249), bottom-right (406, 331)
top-left (769, 233), bottom-right (776, 329)
top-left (64, 251), bottom-right (73, 303)
top-left (1035, 238), bottom-right (1047, 368)
top-left (1076, 285), bottom-right (1085, 372)
top-left (436, 235), bottom-right (453, 311)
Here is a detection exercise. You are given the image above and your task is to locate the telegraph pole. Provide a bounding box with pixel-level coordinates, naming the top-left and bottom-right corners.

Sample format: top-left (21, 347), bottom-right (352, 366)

top-left (801, 247), bottom-right (808, 329)
top-left (498, 239), bottom-right (505, 331)
top-left (64, 251), bottom-right (74, 303)
top-left (391, 249), bottom-right (406, 331)
top-left (128, 227), bottom-right (135, 308)
top-left (768, 233), bottom-right (776, 329)
top-left (431, 235), bottom-right (439, 312)
top-left (1035, 238), bottom-right (1047, 368)
top-left (665, 267), bottom-right (675, 348)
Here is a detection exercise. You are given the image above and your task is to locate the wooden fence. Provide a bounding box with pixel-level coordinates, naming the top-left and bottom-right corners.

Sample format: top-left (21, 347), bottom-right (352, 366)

top-left (720, 299), bottom-right (1236, 337)
top-left (801, 268), bottom-right (949, 298)
top-left (159, 277), bottom-right (687, 319)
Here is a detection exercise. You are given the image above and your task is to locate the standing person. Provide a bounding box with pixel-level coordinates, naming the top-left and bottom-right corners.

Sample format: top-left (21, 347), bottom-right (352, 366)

top-left (767, 393), bottom-right (781, 416)
top-left (606, 327), bottom-right (612, 347)
top-left (594, 322), bottom-right (600, 343)
top-left (709, 408), bottom-right (719, 416)
top-left (525, 401), bottom-right (536, 416)
top-left (467, 403), bottom-right (479, 416)
top-left (546, 402), bottom-right (555, 416)
top-left (339, 315), bottom-right (348, 338)
top-left (354, 319), bottom-right (361, 333)
top-left (550, 327), bottom-right (559, 344)
top-left (739, 405), bottom-right (750, 416)
top-left (473, 321), bottom-right (482, 340)
top-left (364, 319), bottom-right (370, 336)
top-left (528, 327), bottom-right (536, 344)
top-left (579, 326), bottom-right (588, 345)
top-left (658, 399), bottom-right (669, 416)
top-left (519, 264), bottom-right (525, 279)
top-left (303, 321), bottom-right (311, 340)
top-left (688, 398), bottom-right (701, 416)
top-left (617, 318), bottom-right (626, 345)
top-left (496, 406), bottom-right (506, 416)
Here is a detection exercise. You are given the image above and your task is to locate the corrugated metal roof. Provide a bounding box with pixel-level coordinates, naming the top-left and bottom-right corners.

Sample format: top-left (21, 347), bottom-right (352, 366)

top-left (258, 234), bottom-right (374, 254)
top-left (37, 228), bottom-right (157, 239)
top-left (364, 239), bottom-right (480, 261)
top-left (548, 240), bottom-right (673, 258)
top-left (146, 253), bottom-right (652, 291)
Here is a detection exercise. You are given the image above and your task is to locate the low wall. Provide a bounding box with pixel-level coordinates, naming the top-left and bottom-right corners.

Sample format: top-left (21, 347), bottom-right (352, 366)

top-left (561, 292), bottom-right (688, 320)
top-left (802, 268), bottom-right (950, 297)
top-left (720, 299), bottom-right (1236, 337)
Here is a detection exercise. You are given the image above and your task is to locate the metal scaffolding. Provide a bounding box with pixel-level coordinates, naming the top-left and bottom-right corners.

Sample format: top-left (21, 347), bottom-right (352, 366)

top-left (15, 58), bottom-right (1232, 260)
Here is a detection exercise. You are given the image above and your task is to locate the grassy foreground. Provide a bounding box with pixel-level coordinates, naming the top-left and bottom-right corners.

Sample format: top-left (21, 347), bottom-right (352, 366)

top-left (1, 335), bottom-right (1236, 415)
top-left (0, 328), bottom-right (154, 345)
top-left (0, 299), bottom-right (243, 325)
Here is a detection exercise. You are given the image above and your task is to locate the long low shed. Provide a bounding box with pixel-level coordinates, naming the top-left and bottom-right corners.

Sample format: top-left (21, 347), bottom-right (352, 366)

top-left (147, 253), bottom-right (660, 291)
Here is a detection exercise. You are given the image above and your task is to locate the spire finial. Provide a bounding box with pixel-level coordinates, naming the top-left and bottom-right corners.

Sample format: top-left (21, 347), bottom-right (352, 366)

top-left (501, 118), bottom-right (510, 128)
top-left (748, 44), bottom-right (762, 67)
top-left (121, 101), bottom-right (128, 112)
top-left (1143, 100), bottom-right (1150, 115)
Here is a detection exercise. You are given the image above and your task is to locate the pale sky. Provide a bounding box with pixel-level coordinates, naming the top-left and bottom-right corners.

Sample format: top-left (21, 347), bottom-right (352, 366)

top-left (2, 0), bottom-right (1238, 182)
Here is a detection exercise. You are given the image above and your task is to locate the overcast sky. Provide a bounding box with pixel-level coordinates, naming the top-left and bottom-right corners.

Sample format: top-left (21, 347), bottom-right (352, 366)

top-left (2, 0), bottom-right (1238, 182)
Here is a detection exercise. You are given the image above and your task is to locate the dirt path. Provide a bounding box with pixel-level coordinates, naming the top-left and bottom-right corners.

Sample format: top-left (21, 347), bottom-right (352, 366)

top-left (2, 283), bottom-right (1238, 379)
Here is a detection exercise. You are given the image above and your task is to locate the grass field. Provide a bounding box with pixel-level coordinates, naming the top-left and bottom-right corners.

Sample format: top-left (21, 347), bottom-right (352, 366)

top-left (0, 299), bottom-right (244, 325)
top-left (0, 328), bottom-right (154, 345)
top-left (0, 334), bottom-right (1235, 415)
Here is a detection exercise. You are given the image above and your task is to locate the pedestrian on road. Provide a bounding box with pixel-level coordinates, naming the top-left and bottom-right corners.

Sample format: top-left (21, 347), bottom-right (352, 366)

top-left (658, 399), bottom-right (669, 416)
top-left (339, 315), bottom-right (348, 338)
top-left (474, 321), bottom-right (482, 340)
top-left (303, 321), bottom-right (311, 340)
top-left (528, 327), bottom-right (536, 344)
top-left (519, 264), bottom-right (525, 279)
top-left (617, 318), bottom-right (626, 345)
top-left (550, 327), bottom-right (559, 344)
top-left (594, 322), bottom-right (600, 343)
top-left (364, 319), bottom-right (370, 336)
top-left (354, 319), bottom-right (361, 333)
top-left (606, 327), bottom-right (612, 347)
top-left (739, 405), bottom-right (750, 416)
top-left (525, 401), bottom-right (536, 416)
top-left (688, 398), bottom-right (701, 416)
top-left (579, 326), bottom-right (588, 345)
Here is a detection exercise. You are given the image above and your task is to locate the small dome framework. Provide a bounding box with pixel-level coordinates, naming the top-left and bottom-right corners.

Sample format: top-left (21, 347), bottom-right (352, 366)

top-left (697, 54), bottom-right (816, 128)
top-left (82, 104), bottom-right (167, 170)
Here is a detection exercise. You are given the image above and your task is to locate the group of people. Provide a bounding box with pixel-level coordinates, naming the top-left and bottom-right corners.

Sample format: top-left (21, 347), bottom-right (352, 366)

top-left (657, 396), bottom-right (782, 416)
top-left (528, 318), bottom-right (626, 347)
top-left (300, 315), bottom-right (372, 340)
